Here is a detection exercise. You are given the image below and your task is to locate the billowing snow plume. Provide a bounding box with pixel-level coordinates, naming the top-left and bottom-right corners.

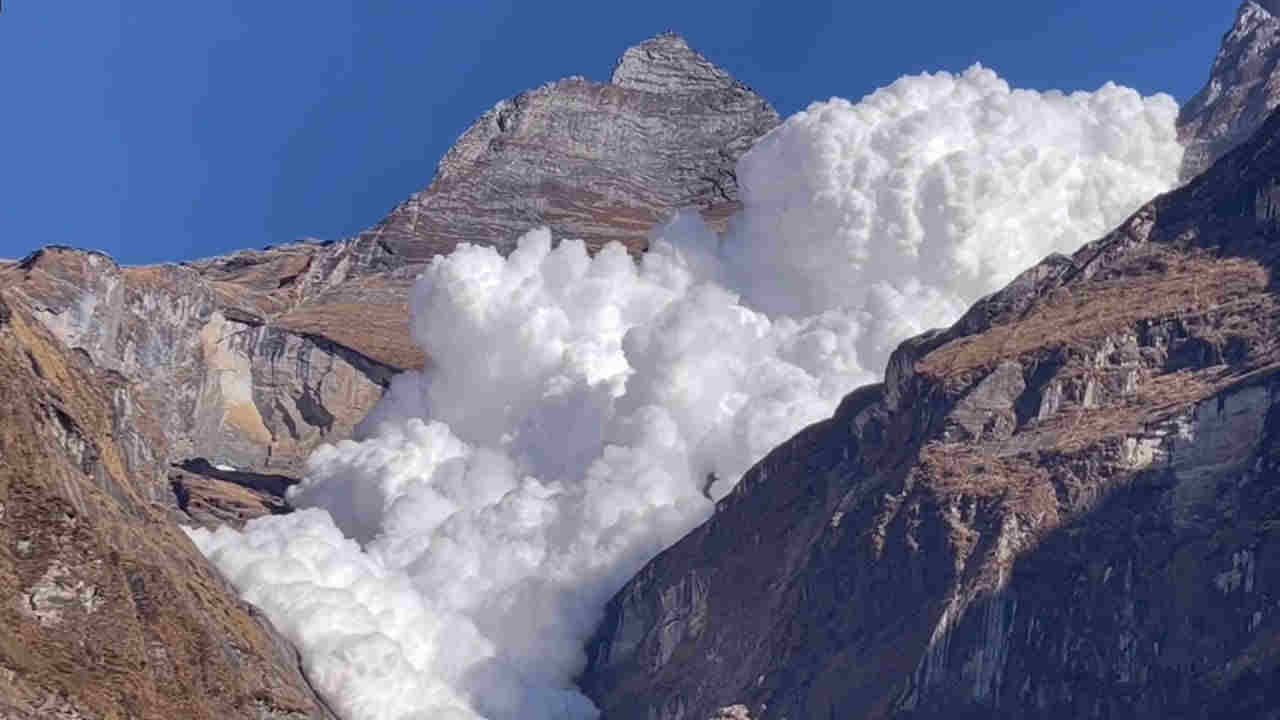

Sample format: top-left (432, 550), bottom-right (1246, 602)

top-left (720, 66), bottom-right (1181, 362)
top-left (187, 66), bottom-right (1181, 720)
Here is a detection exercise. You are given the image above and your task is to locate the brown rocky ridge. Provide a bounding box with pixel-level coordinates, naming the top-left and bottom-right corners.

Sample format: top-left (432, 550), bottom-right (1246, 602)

top-left (580, 71), bottom-right (1280, 720)
top-left (0, 290), bottom-right (336, 719)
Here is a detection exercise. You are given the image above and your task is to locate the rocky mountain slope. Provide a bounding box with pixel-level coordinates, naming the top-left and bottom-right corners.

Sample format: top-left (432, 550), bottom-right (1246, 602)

top-left (0, 290), bottom-right (335, 719)
top-left (0, 34), bottom-right (777, 527)
top-left (1178, 0), bottom-right (1280, 179)
top-left (580, 72), bottom-right (1280, 720)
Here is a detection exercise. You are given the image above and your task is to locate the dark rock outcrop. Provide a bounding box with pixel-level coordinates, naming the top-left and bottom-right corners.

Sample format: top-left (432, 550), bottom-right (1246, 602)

top-left (1179, 1), bottom-right (1280, 180)
top-left (0, 290), bottom-right (335, 719)
top-left (580, 95), bottom-right (1280, 720)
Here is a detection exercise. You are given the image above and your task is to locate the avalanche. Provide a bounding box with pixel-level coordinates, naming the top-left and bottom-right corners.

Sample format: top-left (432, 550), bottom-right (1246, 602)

top-left (187, 65), bottom-right (1182, 720)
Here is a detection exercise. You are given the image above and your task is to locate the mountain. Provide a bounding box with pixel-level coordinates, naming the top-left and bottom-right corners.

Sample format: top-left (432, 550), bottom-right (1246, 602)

top-left (581, 48), bottom-right (1280, 720)
top-left (1178, 0), bottom-right (1280, 179)
top-left (6, 7), bottom-right (1280, 718)
top-left (0, 34), bottom-right (778, 719)
top-left (0, 35), bottom-right (777, 529)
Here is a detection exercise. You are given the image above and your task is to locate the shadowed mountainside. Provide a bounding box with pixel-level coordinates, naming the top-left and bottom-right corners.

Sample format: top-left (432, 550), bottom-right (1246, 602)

top-left (581, 95), bottom-right (1280, 720)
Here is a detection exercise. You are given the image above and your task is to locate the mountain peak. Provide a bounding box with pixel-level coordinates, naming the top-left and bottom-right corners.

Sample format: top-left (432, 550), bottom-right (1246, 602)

top-left (610, 33), bottom-right (739, 94)
top-left (1176, 1), bottom-right (1280, 179)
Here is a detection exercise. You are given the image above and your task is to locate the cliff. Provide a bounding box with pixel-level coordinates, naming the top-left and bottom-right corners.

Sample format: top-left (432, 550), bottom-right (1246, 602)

top-left (580, 89), bottom-right (1280, 720)
top-left (353, 32), bottom-right (779, 262)
top-left (0, 290), bottom-right (336, 719)
top-left (1179, 1), bottom-right (1280, 180)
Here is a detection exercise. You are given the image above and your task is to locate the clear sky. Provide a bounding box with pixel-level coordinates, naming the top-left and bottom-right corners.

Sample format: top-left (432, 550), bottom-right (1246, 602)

top-left (0, 1), bottom-right (1241, 264)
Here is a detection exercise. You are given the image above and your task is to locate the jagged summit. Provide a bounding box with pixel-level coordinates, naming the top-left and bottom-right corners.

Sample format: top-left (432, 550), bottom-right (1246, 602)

top-left (1177, 0), bottom-right (1280, 179)
top-left (353, 33), bottom-right (778, 263)
top-left (610, 33), bottom-right (739, 94)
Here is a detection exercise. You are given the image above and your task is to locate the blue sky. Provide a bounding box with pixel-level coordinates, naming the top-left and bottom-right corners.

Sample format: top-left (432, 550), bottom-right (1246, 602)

top-left (0, 1), bottom-right (1240, 264)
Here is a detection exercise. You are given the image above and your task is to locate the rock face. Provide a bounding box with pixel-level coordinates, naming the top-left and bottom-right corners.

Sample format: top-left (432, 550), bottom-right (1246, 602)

top-left (0, 249), bottom-right (393, 527)
top-left (1178, 1), bottom-right (1280, 180)
top-left (354, 32), bottom-right (779, 261)
top-left (2, 34), bottom-right (777, 527)
top-left (580, 103), bottom-right (1280, 720)
top-left (0, 291), bottom-right (335, 719)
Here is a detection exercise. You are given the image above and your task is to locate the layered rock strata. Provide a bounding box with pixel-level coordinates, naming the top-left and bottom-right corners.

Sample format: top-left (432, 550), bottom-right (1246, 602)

top-left (2, 33), bottom-right (777, 526)
top-left (351, 32), bottom-right (779, 262)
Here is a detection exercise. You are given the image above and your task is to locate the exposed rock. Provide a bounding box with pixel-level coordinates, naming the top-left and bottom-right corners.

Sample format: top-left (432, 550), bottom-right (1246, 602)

top-left (580, 102), bottom-right (1280, 720)
top-left (1178, 1), bottom-right (1280, 180)
top-left (0, 290), bottom-right (335, 719)
top-left (348, 32), bottom-right (778, 262)
top-left (612, 33), bottom-right (738, 95)
top-left (169, 463), bottom-right (290, 531)
top-left (0, 250), bottom-right (391, 510)
top-left (708, 705), bottom-right (753, 720)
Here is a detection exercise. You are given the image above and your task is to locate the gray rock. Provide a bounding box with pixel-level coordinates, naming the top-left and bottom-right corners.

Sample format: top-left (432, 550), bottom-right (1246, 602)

top-left (1178, 1), bottom-right (1280, 180)
top-left (347, 32), bottom-right (779, 263)
top-left (1, 250), bottom-right (390, 511)
top-left (611, 33), bottom-right (738, 94)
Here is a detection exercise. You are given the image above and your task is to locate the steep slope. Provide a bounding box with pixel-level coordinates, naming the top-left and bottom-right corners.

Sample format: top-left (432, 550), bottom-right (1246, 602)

top-left (0, 289), bottom-right (335, 719)
top-left (1179, 1), bottom-right (1280, 180)
top-left (2, 34), bottom-right (777, 526)
top-left (581, 102), bottom-right (1280, 720)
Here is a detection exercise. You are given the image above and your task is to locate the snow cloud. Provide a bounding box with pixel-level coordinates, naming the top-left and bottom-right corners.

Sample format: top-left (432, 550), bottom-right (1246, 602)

top-left (186, 66), bottom-right (1181, 720)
